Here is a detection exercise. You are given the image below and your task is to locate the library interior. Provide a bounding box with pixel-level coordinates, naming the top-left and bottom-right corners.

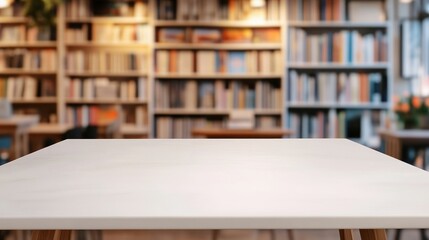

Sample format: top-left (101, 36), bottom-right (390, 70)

top-left (0, 0), bottom-right (429, 239)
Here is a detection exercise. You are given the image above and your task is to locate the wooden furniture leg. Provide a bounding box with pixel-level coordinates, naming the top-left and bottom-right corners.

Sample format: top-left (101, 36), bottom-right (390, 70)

top-left (211, 230), bottom-right (219, 240)
top-left (359, 229), bottom-right (387, 240)
top-left (32, 230), bottom-right (55, 240)
top-left (31, 230), bottom-right (71, 240)
top-left (57, 230), bottom-right (72, 240)
top-left (339, 229), bottom-right (354, 240)
top-left (287, 230), bottom-right (294, 240)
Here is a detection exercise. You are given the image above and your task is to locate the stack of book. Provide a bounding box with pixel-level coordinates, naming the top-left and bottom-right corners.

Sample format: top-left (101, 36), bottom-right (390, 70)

top-left (289, 29), bottom-right (387, 63)
top-left (227, 110), bottom-right (254, 129)
top-left (156, 50), bottom-right (281, 74)
top-left (256, 116), bottom-right (281, 129)
top-left (66, 50), bottom-right (147, 73)
top-left (288, 71), bottom-right (385, 104)
top-left (156, 116), bottom-right (226, 138)
top-left (65, 77), bottom-right (147, 101)
top-left (157, 0), bottom-right (280, 21)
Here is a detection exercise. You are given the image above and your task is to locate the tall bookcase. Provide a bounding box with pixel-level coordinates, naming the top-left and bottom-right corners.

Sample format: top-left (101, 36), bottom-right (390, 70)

top-left (0, 0), bottom-right (395, 145)
top-left (285, 0), bottom-right (394, 147)
top-left (0, 2), bottom-right (59, 123)
top-left (153, 0), bottom-right (285, 138)
top-left (63, 0), bottom-right (152, 137)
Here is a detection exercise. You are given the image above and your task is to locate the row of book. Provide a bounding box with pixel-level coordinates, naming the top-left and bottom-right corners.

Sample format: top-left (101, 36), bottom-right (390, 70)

top-left (0, 26), bottom-right (55, 42)
top-left (287, 0), bottom-right (386, 22)
top-left (65, 77), bottom-right (147, 101)
top-left (66, 0), bottom-right (147, 18)
top-left (66, 24), bottom-right (149, 43)
top-left (0, 2), bottom-right (24, 17)
top-left (65, 105), bottom-right (119, 127)
top-left (0, 77), bottom-right (55, 100)
top-left (0, 49), bottom-right (57, 71)
top-left (156, 50), bottom-right (282, 74)
top-left (66, 51), bottom-right (148, 73)
top-left (288, 71), bottom-right (385, 104)
top-left (155, 80), bottom-right (281, 109)
top-left (288, 110), bottom-right (384, 147)
top-left (156, 116), bottom-right (226, 138)
top-left (289, 29), bottom-right (388, 63)
top-left (157, 0), bottom-right (280, 21)
top-left (157, 27), bottom-right (280, 43)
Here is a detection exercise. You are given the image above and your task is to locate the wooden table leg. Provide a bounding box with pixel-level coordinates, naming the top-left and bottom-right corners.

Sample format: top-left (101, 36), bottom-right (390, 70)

top-left (359, 229), bottom-right (387, 240)
top-left (339, 229), bottom-right (354, 240)
top-left (32, 230), bottom-right (55, 240)
top-left (31, 230), bottom-right (71, 240)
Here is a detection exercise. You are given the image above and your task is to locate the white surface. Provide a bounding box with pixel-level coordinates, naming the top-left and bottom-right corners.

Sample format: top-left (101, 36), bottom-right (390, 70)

top-left (0, 139), bottom-right (429, 229)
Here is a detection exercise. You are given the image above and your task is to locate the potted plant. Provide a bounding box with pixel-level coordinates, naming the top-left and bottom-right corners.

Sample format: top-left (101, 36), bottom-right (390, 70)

top-left (394, 95), bottom-right (429, 129)
top-left (22, 0), bottom-right (63, 27)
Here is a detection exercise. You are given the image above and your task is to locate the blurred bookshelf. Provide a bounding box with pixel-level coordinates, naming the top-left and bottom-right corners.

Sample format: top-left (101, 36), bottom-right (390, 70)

top-left (0, 0), bottom-right (395, 144)
top-left (285, 0), bottom-right (394, 147)
top-left (63, 0), bottom-right (151, 137)
top-left (153, 0), bottom-right (285, 138)
top-left (0, 1), bottom-right (59, 123)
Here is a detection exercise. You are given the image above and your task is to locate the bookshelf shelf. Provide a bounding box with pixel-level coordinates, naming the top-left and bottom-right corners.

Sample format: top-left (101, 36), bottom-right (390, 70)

top-left (66, 72), bottom-right (148, 77)
top-left (0, 70), bottom-right (57, 76)
top-left (0, 42), bottom-right (57, 48)
top-left (288, 21), bottom-right (388, 28)
top-left (66, 100), bottom-right (148, 105)
top-left (154, 20), bottom-right (282, 28)
top-left (287, 103), bottom-right (390, 110)
top-left (66, 17), bottom-right (148, 24)
top-left (254, 109), bottom-right (283, 115)
top-left (154, 74), bottom-right (283, 79)
top-left (0, 17), bottom-right (27, 24)
top-left (154, 109), bottom-right (230, 116)
top-left (11, 98), bottom-right (57, 104)
top-left (155, 43), bottom-right (282, 50)
top-left (66, 43), bottom-right (149, 48)
top-left (287, 63), bottom-right (389, 70)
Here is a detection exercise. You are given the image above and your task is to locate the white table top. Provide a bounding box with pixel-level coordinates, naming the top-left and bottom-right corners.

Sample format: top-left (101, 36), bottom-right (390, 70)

top-left (1, 139), bottom-right (429, 230)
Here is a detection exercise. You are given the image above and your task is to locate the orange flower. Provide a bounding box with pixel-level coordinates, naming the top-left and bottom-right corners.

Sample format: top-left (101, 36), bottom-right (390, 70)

top-left (401, 102), bottom-right (410, 112)
top-left (412, 96), bottom-right (421, 108)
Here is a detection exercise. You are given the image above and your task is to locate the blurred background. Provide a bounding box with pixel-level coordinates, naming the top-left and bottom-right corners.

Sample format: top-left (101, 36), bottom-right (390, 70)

top-left (0, 0), bottom-right (428, 239)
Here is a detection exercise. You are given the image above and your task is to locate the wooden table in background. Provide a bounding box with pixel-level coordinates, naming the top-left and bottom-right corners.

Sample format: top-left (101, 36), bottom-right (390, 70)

top-left (379, 129), bottom-right (429, 161)
top-left (379, 130), bottom-right (429, 240)
top-left (0, 115), bottom-right (39, 159)
top-left (1, 139), bottom-right (429, 240)
top-left (28, 124), bottom-right (73, 152)
top-left (192, 128), bottom-right (292, 138)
